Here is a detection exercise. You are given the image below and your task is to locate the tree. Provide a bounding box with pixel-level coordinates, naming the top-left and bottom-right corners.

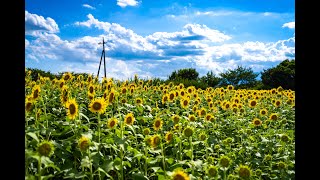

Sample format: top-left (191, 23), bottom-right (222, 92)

top-left (200, 71), bottom-right (221, 88)
top-left (260, 59), bottom-right (295, 90)
top-left (168, 68), bottom-right (199, 81)
top-left (219, 66), bottom-right (259, 89)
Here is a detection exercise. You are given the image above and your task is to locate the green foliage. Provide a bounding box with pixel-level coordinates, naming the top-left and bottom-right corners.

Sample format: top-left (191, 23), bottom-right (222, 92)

top-left (219, 66), bottom-right (259, 89)
top-left (199, 71), bottom-right (221, 88)
top-left (168, 68), bottom-right (199, 81)
top-left (261, 59), bottom-right (295, 90)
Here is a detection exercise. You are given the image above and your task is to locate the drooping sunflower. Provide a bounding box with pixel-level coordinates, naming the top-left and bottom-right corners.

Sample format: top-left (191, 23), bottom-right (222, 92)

top-left (252, 118), bottom-right (262, 127)
top-left (171, 168), bottom-right (190, 180)
top-left (78, 136), bottom-right (91, 152)
top-left (238, 165), bottom-right (251, 179)
top-left (124, 112), bottom-right (135, 126)
top-left (165, 131), bottom-right (173, 143)
top-left (107, 118), bottom-right (118, 129)
top-left (269, 113), bottom-right (278, 120)
top-left (37, 140), bottom-right (55, 157)
top-left (199, 132), bottom-right (207, 141)
top-left (153, 118), bottom-right (163, 131)
top-left (88, 84), bottom-right (95, 95)
top-left (88, 98), bottom-right (107, 114)
top-left (108, 88), bottom-right (116, 104)
top-left (25, 100), bottom-right (33, 113)
top-left (66, 98), bottom-right (79, 120)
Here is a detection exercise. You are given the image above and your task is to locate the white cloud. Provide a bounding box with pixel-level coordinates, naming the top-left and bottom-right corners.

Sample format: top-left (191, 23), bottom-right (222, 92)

top-left (82, 4), bottom-right (95, 9)
top-left (26, 13), bottom-right (295, 80)
top-left (117, 0), bottom-right (139, 8)
top-left (282, 22), bottom-right (295, 29)
top-left (25, 11), bottom-right (59, 35)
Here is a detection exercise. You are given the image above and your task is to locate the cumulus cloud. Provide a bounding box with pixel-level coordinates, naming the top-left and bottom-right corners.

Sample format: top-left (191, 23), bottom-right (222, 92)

top-left (282, 22), bottom-right (295, 29)
top-left (26, 13), bottom-right (295, 80)
top-left (25, 11), bottom-right (59, 36)
top-left (82, 4), bottom-right (95, 9)
top-left (117, 0), bottom-right (139, 8)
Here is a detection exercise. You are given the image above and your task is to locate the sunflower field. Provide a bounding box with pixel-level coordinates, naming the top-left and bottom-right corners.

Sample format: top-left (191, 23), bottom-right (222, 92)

top-left (25, 70), bottom-right (295, 180)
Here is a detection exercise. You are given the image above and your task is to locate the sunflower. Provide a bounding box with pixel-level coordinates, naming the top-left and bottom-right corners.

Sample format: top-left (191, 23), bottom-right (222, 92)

top-left (205, 113), bottom-right (214, 121)
top-left (238, 165), bottom-right (251, 179)
top-left (88, 98), bottom-right (107, 114)
top-left (219, 155), bottom-right (232, 168)
top-left (179, 90), bottom-right (186, 97)
top-left (171, 169), bottom-right (189, 180)
top-left (249, 99), bottom-right (257, 108)
top-left (88, 84), bottom-right (95, 95)
top-left (252, 118), bottom-right (262, 127)
top-left (259, 108), bottom-right (268, 116)
top-left (153, 118), bottom-right (163, 131)
top-left (151, 134), bottom-right (161, 148)
top-left (172, 115), bottom-right (180, 124)
top-left (124, 113), bottom-right (135, 126)
top-left (143, 128), bottom-right (150, 135)
top-left (168, 91), bottom-right (176, 102)
top-left (37, 140), bottom-right (55, 157)
top-left (25, 100), bottom-right (33, 113)
top-left (227, 85), bottom-right (234, 91)
top-left (280, 134), bottom-right (290, 142)
top-left (188, 114), bottom-right (196, 122)
top-left (173, 124), bottom-right (180, 131)
top-left (62, 72), bottom-right (72, 81)
top-left (165, 131), bottom-right (173, 143)
top-left (78, 136), bottom-right (91, 152)
top-left (31, 84), bottom-right (41, 101)
top-left (263, 154), bottom-right (272, 161)
top-left (135, 97), bottom-right (143, 105)
top-left (107, 118), bottom-right (118, 129)
top-left (87, 75), bottom-right (92, 83)
top-left (198, 107), bottom-right (206, 117)
top-left (120, 98), bottom-right (127, 104)
top-left (277, 161), bottom-right (287, 169)
top-left (192, 105), bottom-right (198, 113)
top-left (121, 86), bottom-right (127, 94)
top-left (180, 98), bottom-right (189, 109)
top-left (178, 83), bottom-right (184, 90)
top-left (87, 92), bottom-right (94, 101)
top-left (59, 79), bottom-right (65, 89)
top-left (207, 165), bottom-right (218, 178)
top-left (274, 100), bottom-right (281, 107)
top-left (232, 106), bottom-right (238, 113)
top-left (66, 98), bottom-right (79, 120)
top-left (199, 132), bottom-right (207, 141)
top-left (269, 113), bottom-right (278, 120)
top-left (162, 94), bottom-right (169, 104)
top-left (108, 88), bottom-right (116, 104)
top-left (60, 94), bottom-right (68, 106)
top-left (183, 126), bottom-right (194, 137)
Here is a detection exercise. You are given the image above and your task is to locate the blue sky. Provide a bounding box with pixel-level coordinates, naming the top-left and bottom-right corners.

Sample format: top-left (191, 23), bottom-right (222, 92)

top-left (25, 0), bottom-right (295, 80)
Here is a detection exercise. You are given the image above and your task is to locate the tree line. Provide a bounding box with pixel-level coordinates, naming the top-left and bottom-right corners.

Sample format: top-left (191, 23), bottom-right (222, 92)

top-left (26, 59), bottom-right (295, 90)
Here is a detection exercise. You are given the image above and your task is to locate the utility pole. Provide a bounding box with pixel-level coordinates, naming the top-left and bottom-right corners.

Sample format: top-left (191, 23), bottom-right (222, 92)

top-left (97, 37), bottom-right (107, 79)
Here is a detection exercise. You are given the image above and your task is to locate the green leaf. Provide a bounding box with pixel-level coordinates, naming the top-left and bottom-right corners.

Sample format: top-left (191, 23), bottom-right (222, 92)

top-left (167, 158), bottom-right (174, 165)
top-left (132, 173), bottom-right (148, 180)
top-left (26, 132), bottom-right (39, 143)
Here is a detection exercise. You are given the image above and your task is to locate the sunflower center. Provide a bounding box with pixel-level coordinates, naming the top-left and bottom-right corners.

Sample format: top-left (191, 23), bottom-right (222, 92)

top-left (33, 89), bottom-right (39, 99)
top-left (183, 100), bottom-right (188, 106)
top-left (26, 102), bottom-right (32, 111)
top-left (276, 101), bottom-right (280, 106)
top-left (155, 120), bottom-right (161, 127)
top-left (39, 143), bottom-right (51, 156)
top-left (93, 102), bottom-right (102, 110)
top-left (239, 167), bottom-right (250, 178)
top-left (137, 99), bottom-right (141, 104)
top-left (64, 75), bottom-right (70, 80)
top-left (69, 104), bottom-right (76, 115)
top-left (110, 120), bottom-right (115, 128)
top-left (126, 117), bottom-right (132, 124)
top-left (251, 101), bottom-right (257, 106)
top-left (254, 120), bottom-right (261, 125)
top-left (89, 87), bottom-right (94, 93)
top-left (173, 174), bottom-right (185, 180)
top-left (170, 94), bottom-right (174, 100)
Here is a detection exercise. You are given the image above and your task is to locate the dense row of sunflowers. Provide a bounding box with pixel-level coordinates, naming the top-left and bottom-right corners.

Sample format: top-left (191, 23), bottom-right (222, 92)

top-left (25, 71), bottom-right (295, 180)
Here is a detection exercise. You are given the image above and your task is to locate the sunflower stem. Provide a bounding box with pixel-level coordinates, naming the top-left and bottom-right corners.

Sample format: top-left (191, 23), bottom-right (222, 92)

top-left (160, 140), bottom-right (166, 172)
top-left (38, 156), bottom-right (42, 180)
top-left (120, 119), bottom-right (124, 180)
top-left (190, 136), bottom-right (194, 176)
top-left (88, 149), bottom-right (94, 180)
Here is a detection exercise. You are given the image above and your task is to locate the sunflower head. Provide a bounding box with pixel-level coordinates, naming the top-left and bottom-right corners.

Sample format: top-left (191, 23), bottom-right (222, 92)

top-left (25, 100), bottom-right (33, 112)
top-left (183, 126), bottom-right (194, 137)
top-left (249, 100), bottom-right (257, 107)
top-left (198, 108), bottom-right (206, 117)
top-left (238, 165), bottom-right (251, 178)
top-left (124, 113), bottom-right (135, 126)
top-left (107, 118), bottom-right (118, 129)
top-left (162, 94), bottom-right (169, 104)
top-left (205, 113), bottom-right (214, 121)
top-left (135, 97), bottom-right (143, 105)
top-left (66, 98), bottom-right (79, 120)
top-left (252, 118), bottom-right (262, 127)
top-left (143, 128), bottom-right (150, 135)
top-left (264, 154), bottom-right (272, 161)
top-left (199, 132), bottom-right (207, 141)
top-left (260, 108), bottom-right (268, 116)
top-left (280, 134), bottom-right (290, 142)
top-left (108, 89), bottom-right (116, 104)
top-left (274, 100), bottom-right (281, 107)
top-left (180, 98), bottom-right (189, 109)
top-left (88, 98), bottom-right (107, 114)
top-left (173, 124), bottom-right (180, 131)
top-left (255, 169), bottom-right (262, 177)
top-left (168, 91), bottom-right (175, 102)
top-left (145, 136), bottom-right (152, 146)
top-left (78, 136), bottom-right (91, 152)
top-left (277, 161), bottom-right (287, 170)
top-left (37, 140), bottom-right (54, 157)
top-left (62, 72), bottom-right (72, 81)
top-left (269, 113), bottom-right (278, 120)
top-left (151, 134), bottom-right (161, 148)
top-left (165, 131), bottom-right (173, 143)
top-left (219, 155), bottom-right (232, 168)
top-left (188, 114), bottom-right (196, 122)
top-left (32, 85), bottom-right (41, 100)
top-left (153, 118), bottom-right (163, 131)
top-left (207, 165), bottom-right (218, 177)
top-left (172, 115), bottom-right (180, 124)
top-left (171, 168), bottom-right (190, 180)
